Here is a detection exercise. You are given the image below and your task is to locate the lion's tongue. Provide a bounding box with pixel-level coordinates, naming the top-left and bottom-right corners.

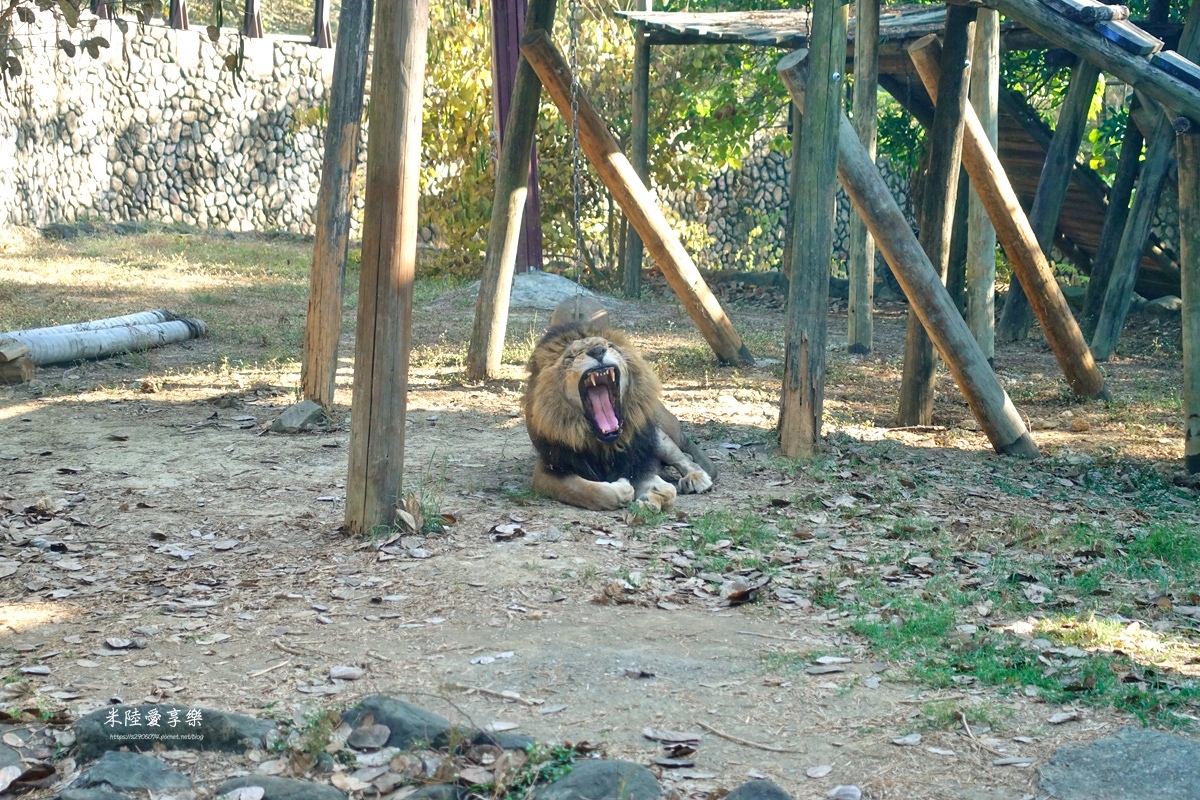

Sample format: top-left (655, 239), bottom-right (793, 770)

top-left (587, 386), bottom-right (619, 434)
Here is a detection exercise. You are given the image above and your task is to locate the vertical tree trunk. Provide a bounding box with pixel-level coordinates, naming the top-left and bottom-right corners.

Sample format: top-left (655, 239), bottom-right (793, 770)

top-left (997, 59), bottom-right (1101, 341)
top-left (967, 8), bottom-right (999, 362)
top-left (778, 0), bottom-right (848, 457)
top-left (345, 0), bottom-right (431, 536)
top-left (243, 0), bottom-right (264, 37)
top-left (946, 169), bottom-right (971, 315)
top-left (300, 0), bottom-right (375, 409)
top-left (1179, 129), bottom-right (1200, 473)
top-left (623, 0), bottom-right (653, 298)
top-left (847, 0), bottom-right (879, 355)
top-left (897, 4), bottom-right (975, 426)
top-left (168, 0), bottom-right (189, 30)
top-left (466, 0), bottom-right (559, 381)
top-left (313, 0), bottom-right (333, 48)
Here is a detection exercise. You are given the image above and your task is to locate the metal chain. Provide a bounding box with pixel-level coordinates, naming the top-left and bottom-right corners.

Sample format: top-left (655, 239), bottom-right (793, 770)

top-left (568, 0), bottom-right (584, 290)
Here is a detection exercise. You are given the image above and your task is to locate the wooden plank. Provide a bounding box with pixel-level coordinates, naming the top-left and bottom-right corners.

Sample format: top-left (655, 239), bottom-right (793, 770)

top-left (1094, 19), bottom-right (1163, 55)
top-left (1039, 0), bottom-right (1128, 24)
top-left (1151, 50), bottom-right (1200, 91)
top-left (778, 0), bottom-right (848, 458)
top-left (998, 58), bottom-right (1100, 341)
top-left (1091, 2), bottom-right (1200, 360)
top-left (909, 36), bottom-right (1109, 400)
top-left (344, 0), bottom-right (430, 536)
top-left (0, 338), bottom-right (30, 363)
top-left (1082, 109), bottom-right (1143, 329)
top-left (778, 49), bottom-right (1038, 458)
top-left (519, 30), bottom-right (754, 366)
top-left (301, 0), bottom-right (375, 410)
top-left (968, 8), bottom-right (1000, 361)
top-left (466, 0), bottom-right (558, 382)
top-left (847, 0), bottom-right (879, 355)
top-left (1179, 128), bottom-right (1200, 473)
top-left (623, 0), bottom-right (653, 299)
top-left (898, 4), bottom-right (976, 427)
top-left (988, 0), bottom-right (1200, 123)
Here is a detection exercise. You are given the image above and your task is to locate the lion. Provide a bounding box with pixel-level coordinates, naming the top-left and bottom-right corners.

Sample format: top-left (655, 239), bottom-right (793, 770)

top-left (521, 298), bottom-right (716, 512)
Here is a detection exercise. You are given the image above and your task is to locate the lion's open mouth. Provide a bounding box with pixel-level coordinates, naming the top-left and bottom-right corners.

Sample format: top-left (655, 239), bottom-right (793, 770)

top-left (579, 365), bottom-right (622, 441)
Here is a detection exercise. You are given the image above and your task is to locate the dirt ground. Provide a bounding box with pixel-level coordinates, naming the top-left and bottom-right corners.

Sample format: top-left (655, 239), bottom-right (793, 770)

top-left (1, 234), bottom-right (1198, 799)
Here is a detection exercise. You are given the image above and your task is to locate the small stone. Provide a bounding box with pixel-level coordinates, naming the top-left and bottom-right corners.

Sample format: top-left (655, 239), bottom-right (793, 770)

top-left (533, 760), bottom-right (660, 800)
top-left (216, 776), bottom-right (347, 800)
top-left (726, 779), bottom-right (795, 800)
top-left (1070, 418), bottom-right (1090, 432)
top-left (270, 400), bottom-right (325, 434)
top-left (74, 751), bottom-right (192, 792)
top-left (329, 665), bottom-right (365, 681)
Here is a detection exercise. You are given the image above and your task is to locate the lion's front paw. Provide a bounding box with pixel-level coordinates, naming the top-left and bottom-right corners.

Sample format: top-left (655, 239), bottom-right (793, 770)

top-left (595, 478), bottom-right (636, 510)
top-left (678, 469), bottom-right (714, 494)
top-left (633, 481), bottom-right (676, 513)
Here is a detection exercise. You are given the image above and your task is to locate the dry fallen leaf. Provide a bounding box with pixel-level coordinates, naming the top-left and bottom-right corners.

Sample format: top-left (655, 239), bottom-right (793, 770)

top-left (806, 764), bottom-right (834, 778)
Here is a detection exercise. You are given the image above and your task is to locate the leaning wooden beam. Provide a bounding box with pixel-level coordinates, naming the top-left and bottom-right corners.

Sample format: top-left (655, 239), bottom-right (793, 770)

top-left (847, 0), bottom-right (879, 355)
top-left (345, 0), bottom-right (430, 536)
top-left (1091, 2), bottom-right (1200, 360)
top-left (898, 5), bottom-right (975, 427)
top-left (622, 0), bottom-right (653, 299)
top-left (909, 36), bottom-right (1109, 401)
top-left (998, 59), bottom-right (1101, 342)
top-left (1082, 110), bottom-right (1143, 330)
top-left (779, 0), bottom-right (848, 458)
top-left (300, 0), bottom-right (375, 409)
top-left (466, 0), bottom-right (559, 382)
top-left (520, 29), bottom-right (754, 366)
top-left (779, 49), bottom-right (1038, 459)
top-left (1179, 128), bottom-right (1200, 473)
top-left (988, 0), bottom-right (1200, 124)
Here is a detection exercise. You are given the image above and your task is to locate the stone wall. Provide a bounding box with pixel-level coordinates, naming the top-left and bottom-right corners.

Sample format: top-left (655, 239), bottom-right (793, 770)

top-left (0, 15), bottom-right (338, 233)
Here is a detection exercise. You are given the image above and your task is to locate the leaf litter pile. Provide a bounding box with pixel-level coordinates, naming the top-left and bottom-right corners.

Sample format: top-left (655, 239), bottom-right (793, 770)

top-left (1, 250), bottom-right (1198, 797)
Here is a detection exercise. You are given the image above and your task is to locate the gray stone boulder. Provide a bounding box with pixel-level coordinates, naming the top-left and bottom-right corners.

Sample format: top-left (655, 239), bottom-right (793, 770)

top-left (59, 791), bottom-right (131, 800)
top-left (270, 400), bottom-right (325, 433)
top-left (74, 704), bottom-right (276, 761)
top-left (72, 752), bottom-right (191, 792)
top-left (1039, 726), bottom-right (1200, 800)
top-left (340, 696), bottom-right (455, 750)
top-left (725, 779), bottom-right (795, 800)
top-left (215, 776), bottom-right (346, 800)
top-left (1144, 295), bottom-right (1183, 320)
top-left (405, 787), bottom-right (469, 800)
top-left (533, 760), bottom-right (661, 800)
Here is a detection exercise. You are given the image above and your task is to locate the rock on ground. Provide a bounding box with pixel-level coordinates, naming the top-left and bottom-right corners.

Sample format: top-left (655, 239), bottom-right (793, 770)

top-left (340, 696), bottom-right (454, 750)
top-left (471, 271), bottom-right (615, 312)
top-left (74, 704), bottom-right (276, 761)
top-left (271, 399), bottom-right (325, 433)
top-left (724, 779), bottom-right (796, 800)
top-left (73, 751), bottom-right (192, 792)
top-left (216, 776), bottom-right (347, 800)
top-left (1039, 726), bottom-right (1200, 800)
top-left (60, 790), bottom-right (131, 800)
top-left (533, 760), bottom-right (661, 800)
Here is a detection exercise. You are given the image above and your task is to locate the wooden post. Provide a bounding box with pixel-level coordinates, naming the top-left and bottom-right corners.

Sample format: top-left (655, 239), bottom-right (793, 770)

top-left (467, 0), bottom-right (558, 381)
top-left (1090, 0), bottom-right (1200, 360)
top-left (778, 50), bottom-right (1038, 458)
top-left (490, 0), bottom-right (545, 274)
top-left (168, 0), bottom-right (189, 30)
top-left (988, 0), bottom-right (1200, 124)
top-left (947, 169), bottom-right (970, 314)
top-left (520, 30), bottom-right (754, 366)
top-left (1180, 129), bottom-right (1200, 473)
top-left (1082, 110), bottom-right (1143, 330)
top-left (623, 0), bottom-right (652, 299)
top-left (997, 59), bottom-right (1101, 342)
top-left (300, 0), bottom-right (375, 409)
top-left (344, 0), bottom-right (430, 536)
top-left (92, 0), bottom-right (112, 21)
top-left (778, 0), bottom-right (847, 457)
top-left (847, 0), bottom-right (879, 355)
top-left (243, 0), bottom-right (264, 37)
top-left (967, 8), bottom-right (999, 362)
top-left (909, 36), bottom-right (1109, 401)
top-left (783, 104), bottom-right (802, 281)
top-left (313, 0), bottom-right (333, 48)
top-left (898, 4), bottom-right (975, 427)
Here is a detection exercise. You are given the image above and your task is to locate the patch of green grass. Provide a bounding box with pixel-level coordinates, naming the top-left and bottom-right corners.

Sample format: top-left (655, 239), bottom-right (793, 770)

top-left (681, 510), bottom-right (778, 573)
top-left (917, 700), bottom-right (1010, 732)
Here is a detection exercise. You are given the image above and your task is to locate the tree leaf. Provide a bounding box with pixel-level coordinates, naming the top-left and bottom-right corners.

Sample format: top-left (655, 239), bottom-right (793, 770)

top-left (57, 39), bottom-right (76, 58)
top-left (57, 0), bottom-right (79, 27)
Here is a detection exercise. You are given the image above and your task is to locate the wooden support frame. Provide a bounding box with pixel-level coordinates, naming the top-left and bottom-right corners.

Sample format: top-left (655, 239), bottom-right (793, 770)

top-left (967, 8), bottom-right (999, 362)
top-left (345, 0), bottom-right (431, 536)
top-left (622, 0), bottom-right (653, 299)
top-left (91, 0), bottom-right (112, 21)
top-left (313, 0), bottom-right (333, 49)
top-left (243, 0), bottom-right (264, 37)
top-left (168, 0), bottom-right (188, 30)
top-left (997, 58), bottom-right (1101, 342)
top-left (778, 0), bottom-right (848, 458)
top-left (947, 168), bottom-right (970, 314)
top-left (467, 0), bottom-right (559, 381)
top-left (909, 36), bottom-right (1109, 400)
top-left (898, 4), bottom-right (975, 427)
top-left (300, 0), bottom-right (375, 410)
top-left (521, 30), bottom-right (754, 366)
top-left (778, 49), bottom-right (1038, 459)
top-left (847, 0), bottom-right (879, 355)
top-left (1083, 109), bottom-right (1143, 329)
top-left (1179, 129), bottom-right (1200, 473)
top-left (1091, 0), bottom-right (1200, 360)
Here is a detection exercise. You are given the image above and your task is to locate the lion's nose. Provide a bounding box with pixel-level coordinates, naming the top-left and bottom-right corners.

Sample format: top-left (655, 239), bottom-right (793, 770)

top-left (586, 345), bottom-right (607, 360)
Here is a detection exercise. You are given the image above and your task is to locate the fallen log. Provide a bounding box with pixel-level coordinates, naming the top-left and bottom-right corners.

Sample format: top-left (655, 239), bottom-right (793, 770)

top-left (2, 314), bottom-right (207, 366)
